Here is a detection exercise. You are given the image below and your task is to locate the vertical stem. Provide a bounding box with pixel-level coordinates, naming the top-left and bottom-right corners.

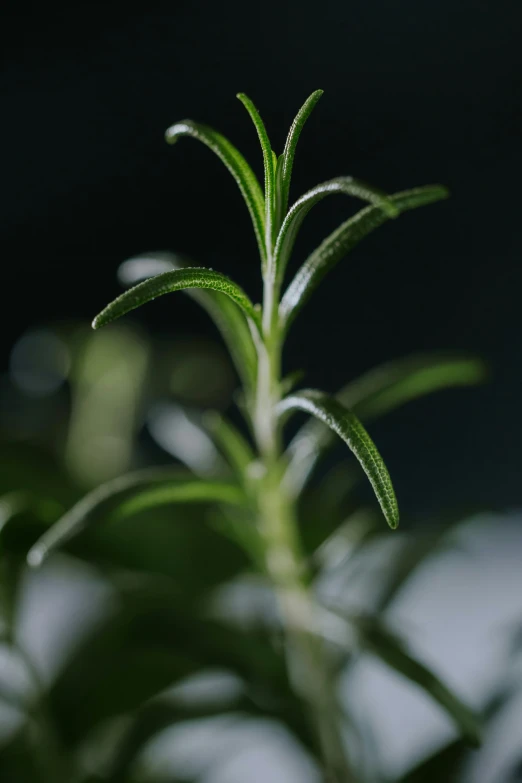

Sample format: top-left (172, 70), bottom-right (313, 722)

top-left (253, 265), bottom-right (355, 783)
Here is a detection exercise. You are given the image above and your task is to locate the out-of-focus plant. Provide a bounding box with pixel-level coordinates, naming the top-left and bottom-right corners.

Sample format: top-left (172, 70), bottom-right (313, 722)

top-left (1, 91), bottom-right (505, 782)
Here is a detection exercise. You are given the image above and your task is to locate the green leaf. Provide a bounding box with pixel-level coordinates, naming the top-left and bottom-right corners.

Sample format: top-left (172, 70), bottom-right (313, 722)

top-left (92, 267), bottom-right (262, 336)
top-left (350, 614), bottom-right (482, 747)
top-left (237, 93), bottom-right (275, 257)
top-left (118, 253), bottom-right (258, 393)
top-left (277, 390), bottom-right (399, 529)
top-left (27, 469), bottom-right (245, 567)
top-left (165, 119), bottom-right (266, 264)
top-left (274, 152), bottom-right (286, 236)
top-left (398, 739), bottom-right (468, 783)
top-left (274, 177), bottom-right (398, 284)
top-left (285, 353), bottom-right (485, 494)
top-left (280, 184), bottom-right (449, 330)
top-left (280, 90), bottom-right (324, 215)
top-left (147, 402), bottom-right (225, 477)
top-left (204, 412), bottom-right (256, 484)
top-left (338, 353), bottom-right (487, 421)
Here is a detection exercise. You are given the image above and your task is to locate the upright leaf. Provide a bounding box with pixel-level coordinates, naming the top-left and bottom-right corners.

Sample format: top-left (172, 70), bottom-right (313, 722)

top-left (349, 614), bottom-right (482, 746)
top-left (27, 469), bottom-right (245, 567)
top-left (285, 354), bottom-right (485, 494)
top-left (92, 267), bottom-right (262, 336)
top-left (274, 177), bottom-right (398, 284)
top-left (277, 390), bottom-right (399, 529)
top-left (118, 254), bottom-right (258, 392)
top-left (274, 152), bottom-right (286, 237)
top-left (280, 90), bottom-right (324, 214)
top-left (165, 119), bottom-right (266, 263)
top-left (237, 93), bottom-right (275, 257)
top-left (280, 185), bottom-right (449, 329)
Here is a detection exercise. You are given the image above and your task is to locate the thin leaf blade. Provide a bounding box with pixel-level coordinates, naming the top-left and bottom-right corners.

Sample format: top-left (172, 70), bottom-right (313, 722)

top-left (285, 354), bottom-right (485, 494)
top-left (280, 185), bottom-right (449, 329)
top-left (280, 90), bottom-right (324, 214)
top-left (165, 119), bottom-right (266, 263)
top-left (274, 177), bottom-right (398, 284)
top-left (204, 411), bottom-right (256, 484)
top-left (118, 254), bottom-right (258, 392)
top-left (27, 469), bottom-right (245, 567)
top-left (351, 614), bottom-right (482, 746)
top-left (237, 93), bottom-right (275, 256)
top-left (93, 267), bottom-right (261, 335)
top-left (277, 390), bottom-right (399, 529)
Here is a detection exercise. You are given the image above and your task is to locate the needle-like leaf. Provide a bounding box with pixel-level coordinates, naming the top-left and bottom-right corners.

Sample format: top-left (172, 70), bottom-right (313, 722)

top-left (280, 184), bottom-right (449, 329)
top-left (27, 469), bottom-right (245, 567)
top-left (277, 390), bottom-right (399, 529)
top-left (274, 177), bottom-right (398, 284)
top-left (204, 412), bottom-right (256, 485)
top-left (165, 120), bottom-right (266, 263)
top-left (280, 90), bottom-right (324, 215)
top-left (93, 267), bottom-right (262, 335)
top-left (285, 354), bottom-right (485, 494)
top-left (118, 254), bottom-right (258, 392)
top-left (349, 614), bottom-right (482, 746)
top-left (237, 93), bottom-right (275, 258)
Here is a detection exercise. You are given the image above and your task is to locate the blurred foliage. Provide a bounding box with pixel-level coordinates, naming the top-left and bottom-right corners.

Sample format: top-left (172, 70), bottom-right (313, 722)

top-left (0, 320), bottom-right (520, 783)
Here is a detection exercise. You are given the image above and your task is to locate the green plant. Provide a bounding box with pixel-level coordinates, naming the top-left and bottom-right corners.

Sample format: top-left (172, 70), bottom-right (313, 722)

top-left (26, 91), bottom-right (485, 781)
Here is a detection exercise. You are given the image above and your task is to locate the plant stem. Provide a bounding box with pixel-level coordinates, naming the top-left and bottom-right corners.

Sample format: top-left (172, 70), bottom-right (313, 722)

top-left (253, 265), bottom-right (355, 783)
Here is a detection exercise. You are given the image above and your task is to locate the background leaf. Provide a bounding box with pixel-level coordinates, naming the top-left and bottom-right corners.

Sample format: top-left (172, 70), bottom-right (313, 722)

top-left (27, 470), bottom-right (245, 567)
top-left (347, 614), bottom-right (482, 747)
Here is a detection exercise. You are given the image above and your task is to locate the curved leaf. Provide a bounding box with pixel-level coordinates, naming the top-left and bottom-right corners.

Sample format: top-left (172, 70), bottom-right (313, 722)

top-left (285, 354), bottom-right (485, 494)
top-left (280, 90), bottom-right (324, 215)
top-left (280, 184), bottom-right (449, 329)
top-left (27, 469), bottom-right (245, 567)
top-left (350, 614), bottom-right (482, 746)
top-left (118, 254), bottom-right (258, 392)
top-left (274, 177), bottom-right (398, 284)
top-left (93, 267), bottom-right (262, 336)
top-left (277, 390), bottom-right (399, 529)
top-left (165, 119), bottom-right (266, 263)
top-left (237, 93), bottom-right (275, 257)
top-left (204, 412), bottom-right (256, 484)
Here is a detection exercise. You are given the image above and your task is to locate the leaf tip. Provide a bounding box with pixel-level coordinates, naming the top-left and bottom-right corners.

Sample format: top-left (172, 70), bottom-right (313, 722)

top-left (26, 543), bottom-right (47, 569)
top-left (164, 123), bottom-right (182, 145)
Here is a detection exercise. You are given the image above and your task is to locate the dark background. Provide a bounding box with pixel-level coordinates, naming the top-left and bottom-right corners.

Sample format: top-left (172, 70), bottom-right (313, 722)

top-left (2, 0), bottom-right (521, 515)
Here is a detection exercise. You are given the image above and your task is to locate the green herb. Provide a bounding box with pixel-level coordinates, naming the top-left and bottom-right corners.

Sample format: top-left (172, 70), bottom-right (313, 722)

top-left (28, 91), bottom-right (482, 780)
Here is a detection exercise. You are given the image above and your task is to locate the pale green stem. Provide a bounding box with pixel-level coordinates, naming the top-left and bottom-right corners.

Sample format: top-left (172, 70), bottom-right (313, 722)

top-left (252, 257), bottom-right (356, 783)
